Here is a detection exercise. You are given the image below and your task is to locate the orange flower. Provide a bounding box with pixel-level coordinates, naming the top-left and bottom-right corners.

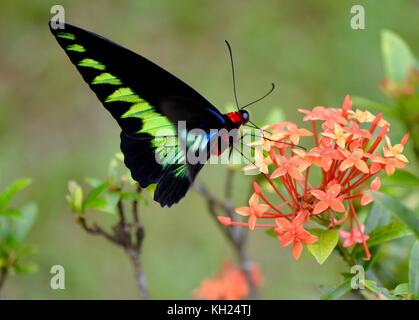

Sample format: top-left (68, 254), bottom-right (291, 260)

top-left (299, 106), bottom-right (327, 121)
top-left (295, 140), bottom-right (344, 171)
top-left (269, 122), bottom-right (313, 145)
top-left (366, 153), bottom-right (386, 174)
top-left (300, 106), bottom-right (346, 128)
top-left (339, 148), bottom-right (369, 173)
top-left (361, 177), bottom-right (381, 206)
top-left (311, 184), bottom-right (345, 214)
top-left (383, 136), bottom-right (409, 163)
top-left (367, 152), bottom-right (406, 175)
top-left (274, 212), bottom-right (318, 260)
top-left (339, 225), bottom-right (369, 248)
top-left (383, 157), bottom-right (406, 175)
top-left (348, 109), bottom-right (389, 127)
top-left (243, 147), bottom-right (271, 174)
top-left (194, 262), bottom-right (263, 300)
top-left (322, 124), bottom-right (351, 149)
top-left (271, 156), bottom-right (308, 181)
top-left (344, 122), bottom-right (372, 139)
top-left (235, 193), bottom-right (270, 230)
top-left (221, 95), bottom-right (409, 262)
top-left (248, 130), bottom-right (276, 151)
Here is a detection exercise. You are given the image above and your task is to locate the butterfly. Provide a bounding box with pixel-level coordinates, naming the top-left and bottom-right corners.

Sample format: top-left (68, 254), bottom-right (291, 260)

top-left (50, 22), bottom-right (274, 207)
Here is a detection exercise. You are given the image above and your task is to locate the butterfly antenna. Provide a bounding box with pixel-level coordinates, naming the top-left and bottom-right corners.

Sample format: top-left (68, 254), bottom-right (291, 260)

top-left (241, 83), bottom-right (275, 110)
top-left (225, 40), bottom-right (240, 111)
top-left (245, 120), bottom-right (306, 150)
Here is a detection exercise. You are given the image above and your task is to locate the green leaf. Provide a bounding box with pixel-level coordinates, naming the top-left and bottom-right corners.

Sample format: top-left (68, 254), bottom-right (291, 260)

top-left (364, 280), bottom-right (396, 299)
top-left (119, 191), bottom-right (144, 202)
top-left (86, 192), bottom-right (120, 215)
top-left (382, 170), bottom-right (419, 187)
top-left (67, 181), bottom-right (83, 213)
top-left (409, 241), bottom-right (419, 299)
top-left (366, 221), bottom-right (413, 248)
top-left (13, 260), bottom-right (38, 274)
top-left (372, 193), bottom-right (419, 237)
top-left (0, 178), bottom-right (32, 211)
top-left (83, 181), bottom-right (109, 210)
top-left (351, 96), bottom-right (399, 119)
top-left (381, 30), bottom-right (417, 85)
top-left (265, 228), bottom-right (277, 239)
top-left (1, 208), bottom-right (23, 218)
top-left (391, 283), bottom-right (409, 297)
top-left (364, 202), bottom-right (390, 233)
top-left (307, 229), bottom-right (339, 264)
top-left (85, 177), bottom-right (105, 188)
top-left (1, 204), bottom-right (38, 246)
top-left (321, 279), bottom-right (352, 300)
top-left (14, 204), bottom-right (38, 243)
top-left (362, 246), bottom-right (381, 271)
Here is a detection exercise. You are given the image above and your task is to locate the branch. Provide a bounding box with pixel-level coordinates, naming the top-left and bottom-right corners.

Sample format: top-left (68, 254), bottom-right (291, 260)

top-left (193, 169), bottom-right (258, 299)
top-left (74, 188), bottom-right (149, 299)
top-left (0, 267), bottom-right (8, 298)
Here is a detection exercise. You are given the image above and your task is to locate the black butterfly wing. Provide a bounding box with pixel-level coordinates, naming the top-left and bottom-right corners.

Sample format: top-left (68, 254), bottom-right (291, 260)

top-left (50, 22), bottom-right (226, 207)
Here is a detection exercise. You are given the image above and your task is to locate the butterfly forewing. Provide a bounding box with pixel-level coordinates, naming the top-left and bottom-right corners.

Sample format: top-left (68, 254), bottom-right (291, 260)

top-left (50, 23), bottom-right (226, 206)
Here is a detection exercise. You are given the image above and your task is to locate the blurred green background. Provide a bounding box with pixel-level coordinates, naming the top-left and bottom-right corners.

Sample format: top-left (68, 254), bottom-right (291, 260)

top-left (0, 0), bottom-right (418, 299)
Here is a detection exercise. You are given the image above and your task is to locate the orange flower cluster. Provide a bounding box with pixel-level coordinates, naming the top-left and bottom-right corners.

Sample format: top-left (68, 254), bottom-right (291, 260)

top-left (218, 96), bottom-right (409, 261)
top-left (194, 262), bottom-right (263, 300)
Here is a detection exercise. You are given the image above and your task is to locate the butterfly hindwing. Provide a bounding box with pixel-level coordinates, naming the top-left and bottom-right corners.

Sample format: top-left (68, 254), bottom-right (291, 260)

top-left (50, 22), bottom-right (226, 206)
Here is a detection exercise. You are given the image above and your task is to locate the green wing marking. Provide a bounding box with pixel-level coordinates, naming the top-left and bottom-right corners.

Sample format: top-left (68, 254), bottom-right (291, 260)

top-left (66, 44), bottom-right (86, 52)
top-left (92, 73), bottom-right (122, 85)
top-left (78, 58), bottom-right (106, 70)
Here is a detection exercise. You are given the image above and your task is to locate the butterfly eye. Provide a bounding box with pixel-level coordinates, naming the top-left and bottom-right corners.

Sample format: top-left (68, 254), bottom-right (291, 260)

top-left (242, 111), bottom-right (249, 122)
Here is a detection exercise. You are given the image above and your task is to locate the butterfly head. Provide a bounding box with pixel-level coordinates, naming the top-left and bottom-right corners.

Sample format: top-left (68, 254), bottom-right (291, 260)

top-left (225, 110), bottom-right (250, 128)
top-left (240, 110), bottom-right (250, 124)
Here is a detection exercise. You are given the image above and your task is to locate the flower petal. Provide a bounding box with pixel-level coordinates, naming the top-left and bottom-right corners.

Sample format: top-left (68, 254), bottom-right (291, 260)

top-left (339, 230), bottom-right (350, 239)
top-left (329, 199), bottom-right (346, 212)
top-left (290, 134), bottom-right (299, 145)
top-left (271, 167), bottom-right (287, 179)
top-left (360, 194), bottom-right (373, 206)
top-left (313, 200), bottom-right (329, 214)
top-left (385, 163), bottom-right (396, 175)
top-left (342, 237), bottom-right (354, 248)
top-left (292, 241), bottom-right (303, 260)
top-left (255, 204), bottom-right (270, 216)
top-left (275, 218), bottom-right (292, 231)
top-left (279, 232), bottom-right (294, 247)
top-left (339, 159), bottom-right (353, 171)
top-left (248, 214), bottom-right (257, 230)
top-left (297, 228), bottom-right (319, 244)
top-left (217, 216), bottom-right (232, 226)
top-left (249, 193), bottom-right (260, 207)
top-left (370, 177), bottom-right (381, 192)
top-left (352, 148), bottom-right (364, 159)
top-left (288, 167), bottom-right (304, 180)
top-left (354, 160), bottom-right (369, 174)
top-left (327, 184), bottom-right (342, 197)
top-left (310, 189), bottom-right (326, 200)
top-left (235, 207), bottom-right (251, 216)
